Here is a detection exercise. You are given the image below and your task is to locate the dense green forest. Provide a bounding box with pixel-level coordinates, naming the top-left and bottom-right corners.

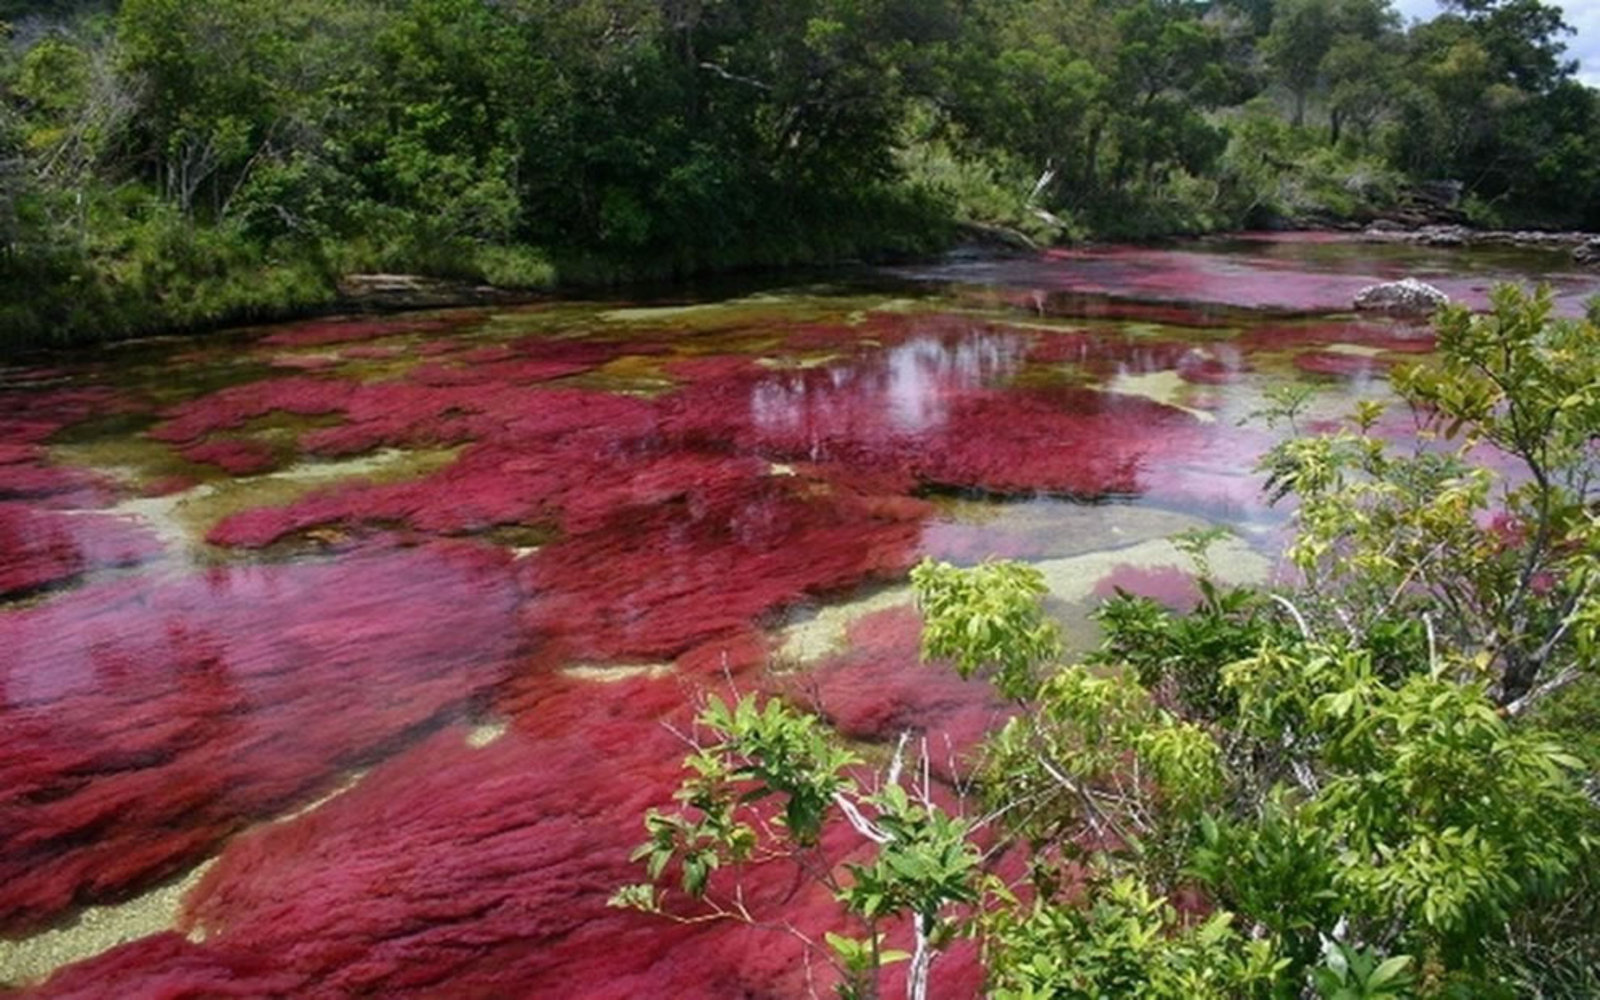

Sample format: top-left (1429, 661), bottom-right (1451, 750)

top-left (1, 0), bottom-right (1597, 348)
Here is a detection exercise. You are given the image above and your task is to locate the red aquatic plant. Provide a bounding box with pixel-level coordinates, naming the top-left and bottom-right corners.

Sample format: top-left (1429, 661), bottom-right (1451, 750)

top-left (1292, 350), bottom-right (1392, 379)
top-left (24, 667), bottom-right (990, 999)
top-left (0, 444), bottom-right (42, 466)
top-left (150, 376), bottom-right (356, 445)
top-left (0, 541), bottom-right (522, 934)
top-left (149, 680), bottom-right (836, 999)
top-left (0, 504), bottom-right (161, 599)
top-left (1239, 319), bottom-right (1434, 355)
top-left (178, 438), bottom-right (279, 476)
top-left (793, 606), bottom-right (1010, 783)
top-left (408, 335), bottom-right (630, 387)
top-left (0, 463), bottom-right (108, 504)
top-left (519, 471), bottom-right (930, 660)
top-left (1091, 564), bottom-right (1203, 609)
top-left (17, 933), bottom-right (303, 998)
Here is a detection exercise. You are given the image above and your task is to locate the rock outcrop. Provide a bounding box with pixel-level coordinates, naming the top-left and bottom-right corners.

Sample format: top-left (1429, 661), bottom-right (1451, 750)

top-left (1353, 278), bottom-right (1450, 315)
top-left (1362, 223), bottom-right (1600, 254)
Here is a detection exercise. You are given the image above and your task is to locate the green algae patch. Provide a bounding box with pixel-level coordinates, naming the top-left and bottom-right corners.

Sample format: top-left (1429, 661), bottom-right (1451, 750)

top-left (599, 303), bottom-right (733, 324)
top-left (49, 435), bottom-right (200, 495)
top-left (465, 719), bottom-right (510, 748)
top-left (1103, 370), bottom-right (1218, 424)
top-left (106, 447), bottom-right (462, 555)
top-left (560, 662), bottom-right (676, 683)
top-left (1320, 343), bottom-right (1387, 357)
top-left (1010, 362), bottom-right (1100, 390)
top-left (756, 352), bottom-right (843, 371)
top-left (478, 522), bottom-right (556, 552)
top-left (560, 361), bottom-right (679, 397)
top-left (0, 861), bottom-right (217, 990)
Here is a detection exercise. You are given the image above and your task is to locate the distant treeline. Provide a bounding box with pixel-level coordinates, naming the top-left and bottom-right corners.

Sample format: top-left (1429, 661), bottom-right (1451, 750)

top-left (2, 0), bottom-right (1596, 349)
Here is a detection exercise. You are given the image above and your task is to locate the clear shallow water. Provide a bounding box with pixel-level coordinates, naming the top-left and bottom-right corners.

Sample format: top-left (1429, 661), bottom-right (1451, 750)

top-left (902, 231), bottom-right (1599, 317)
top-left (1, 237), bottom-right (1594, 996)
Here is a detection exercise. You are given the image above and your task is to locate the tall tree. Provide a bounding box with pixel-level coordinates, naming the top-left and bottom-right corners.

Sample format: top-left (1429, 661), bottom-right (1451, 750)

top-left (1264, 0), bottom-right (1337, 126)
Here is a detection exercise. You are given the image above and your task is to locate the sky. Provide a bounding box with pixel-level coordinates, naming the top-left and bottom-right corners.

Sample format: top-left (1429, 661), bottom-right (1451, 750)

top-left (1393, 0), bottom-right (1600, 86)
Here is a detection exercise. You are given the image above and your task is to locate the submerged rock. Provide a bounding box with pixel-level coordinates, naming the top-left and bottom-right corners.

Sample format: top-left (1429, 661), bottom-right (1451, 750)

top-left (1353, 278), bottom-right (1449, 315)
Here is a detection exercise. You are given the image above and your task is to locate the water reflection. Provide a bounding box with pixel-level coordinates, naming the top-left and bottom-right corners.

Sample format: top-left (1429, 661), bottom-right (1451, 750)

top-left (750, 327), bottom-right (1031, 444)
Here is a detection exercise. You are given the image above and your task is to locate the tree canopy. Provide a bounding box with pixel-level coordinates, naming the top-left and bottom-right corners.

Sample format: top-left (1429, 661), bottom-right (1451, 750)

top-left (1, 0), bottom-right (1598, 349)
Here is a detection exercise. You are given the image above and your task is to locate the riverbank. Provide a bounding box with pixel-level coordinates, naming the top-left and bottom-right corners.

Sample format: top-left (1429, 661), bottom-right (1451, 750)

top-left (1357, 222), bottom-right (1600, 263)
top-left (7, 222), bottom-right (1596, 366)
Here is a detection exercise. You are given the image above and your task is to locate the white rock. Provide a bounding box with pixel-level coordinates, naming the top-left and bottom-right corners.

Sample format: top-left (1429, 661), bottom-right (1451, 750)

top-left (1353, 278), bottom-right (1450, 315)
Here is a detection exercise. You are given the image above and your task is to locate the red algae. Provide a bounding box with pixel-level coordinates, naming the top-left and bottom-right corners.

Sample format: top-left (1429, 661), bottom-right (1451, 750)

top-left (0, 542), bottom-right (521, 934)
top-left (1176, 349), bottom-right (1247, 385)
top-left (209, 388), bottom-right (665, 545)
top-left (735, 377), bottom-right (1207, 498)
top-left (675, 627), bottom-right (771, 678)
top-left (0, 464), bottom-right (107, 504)
top-left (150, 376), bottom-right (356, 445)
top-left (658, 331), bottom-right (1208, 499)
top-left (16, 933), bottom-right (302, 998)
top-left (266, 354), bottom-right (342, 372)
top-left (0, 504), bottom-right (161, 598)
top-left (795, 606), bottom-right (1010, 782)
top-left (178, 438), bottom-right (279, 476)
top-left (1091, 564), bottom-right (1203, 609)
top-left (913, 388), bottom-right (1208, 496)
top-left (1292, 350), bottom-right (1392, 379)
top-left (519, 472), bottom-right (930, 660)
top-left (0, 387), bottom-right (137, 445)
top-left (0, 387), bottom-right (145, 504)
top-left (1239, 319), bottom-right (1434, 355)
top-left (21, 673), bottom-right (986, 999)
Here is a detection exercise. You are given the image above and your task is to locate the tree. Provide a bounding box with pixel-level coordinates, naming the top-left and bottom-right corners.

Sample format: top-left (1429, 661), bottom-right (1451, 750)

top-left (1264, 0), bottom-right (1338, 127)
top-left (1322, 0), bottom-right (1402, 145)
top-left (1264, 285), bottom-right (1600, 706)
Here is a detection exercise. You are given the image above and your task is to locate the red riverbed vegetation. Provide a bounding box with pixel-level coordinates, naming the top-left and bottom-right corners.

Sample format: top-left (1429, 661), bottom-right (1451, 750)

top-left (0, 542), bottom-right (522, 936)
top-left (0, 299), bottom-right (1403, 996)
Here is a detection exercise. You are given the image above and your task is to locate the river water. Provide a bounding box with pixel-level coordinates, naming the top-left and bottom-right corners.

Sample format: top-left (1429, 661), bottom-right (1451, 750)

top-left (0, 235), bottom-right (1594, 997)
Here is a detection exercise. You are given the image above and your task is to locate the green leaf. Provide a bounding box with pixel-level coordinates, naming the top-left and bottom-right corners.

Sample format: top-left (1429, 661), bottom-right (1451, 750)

top-left (1367, 954), bottom-right (1412, 990)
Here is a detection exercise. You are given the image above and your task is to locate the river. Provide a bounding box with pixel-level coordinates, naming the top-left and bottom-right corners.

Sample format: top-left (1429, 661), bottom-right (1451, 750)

top-left (1, 234), bottom-right (1594, 997)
